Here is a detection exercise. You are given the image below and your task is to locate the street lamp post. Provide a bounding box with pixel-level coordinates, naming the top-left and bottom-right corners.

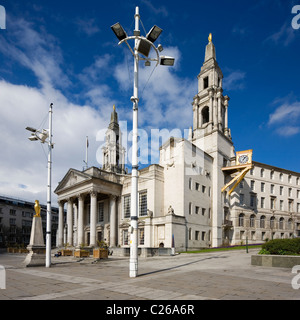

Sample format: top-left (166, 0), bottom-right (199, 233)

top-left (111, 6), bottom-right (175, 278)
top-left (26, 103), bottom-right (53, 268)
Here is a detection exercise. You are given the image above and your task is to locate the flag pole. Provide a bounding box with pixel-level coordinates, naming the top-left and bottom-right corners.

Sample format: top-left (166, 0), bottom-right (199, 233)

top-left (83, 136), bottom-right (89, 170)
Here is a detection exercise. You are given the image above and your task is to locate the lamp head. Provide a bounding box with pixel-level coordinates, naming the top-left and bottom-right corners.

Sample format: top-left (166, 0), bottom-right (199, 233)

top-left (25, 126), bottom-right (37, 133)
top-left (111, 22), bottom-right (127, 41)
top-left (28, 134), bottom-right (38, 142)
top-left (160, 56), bottom-right (175, 66)
top-left (146, 25), bottom-right (163, 43)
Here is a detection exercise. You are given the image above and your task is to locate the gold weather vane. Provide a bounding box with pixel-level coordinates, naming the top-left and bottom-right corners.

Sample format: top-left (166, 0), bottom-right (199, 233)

top-left (113, 105), bottom-right (116, 111)
top-left (208, 33), bottom-right (212, 43)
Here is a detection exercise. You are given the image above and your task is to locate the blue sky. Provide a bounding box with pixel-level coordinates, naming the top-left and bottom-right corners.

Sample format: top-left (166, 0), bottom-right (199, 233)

top-left (0, 0), bottom-right (300, 203)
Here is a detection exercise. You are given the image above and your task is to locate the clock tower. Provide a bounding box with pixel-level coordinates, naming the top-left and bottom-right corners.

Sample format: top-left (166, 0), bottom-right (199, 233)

top-left (102, 105), bottom-right (126, 174)
top-left (191, 34), bottom-right (235, 247)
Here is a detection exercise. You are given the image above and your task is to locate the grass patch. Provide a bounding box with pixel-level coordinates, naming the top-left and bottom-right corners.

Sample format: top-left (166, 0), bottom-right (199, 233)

top-left (179, 244), bottom-right (262, 254)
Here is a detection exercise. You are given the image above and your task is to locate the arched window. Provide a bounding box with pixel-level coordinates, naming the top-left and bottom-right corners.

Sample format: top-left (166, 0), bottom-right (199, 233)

top-left (238, 213), bottom-right (245, 227)
top-left (260, 215), bottom-right (266, 228)
top-left (288, 218), bottom-right (293, 230)
top-left (202, 106), bottom-right (209, 125)
top-left (270, 216), bottom-right (275, 229)
top-left (279, 217), bottom-right (284, 230)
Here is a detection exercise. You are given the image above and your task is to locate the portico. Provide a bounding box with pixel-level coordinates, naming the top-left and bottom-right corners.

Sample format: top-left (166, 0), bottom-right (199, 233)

top-left (55, 167), bottom-right (122, 249)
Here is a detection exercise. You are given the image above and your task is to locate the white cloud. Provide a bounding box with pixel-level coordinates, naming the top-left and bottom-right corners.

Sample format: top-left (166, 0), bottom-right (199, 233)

top-left (267, 101), bottom-right (300, 137)
top-left (268, 101), bottom-right (300, 125)
top-left (113, 46), bottom-right (195, 130)
top-left (0, 17), bottom-right (69, 89)
top-left (0, 80), bottom-right (108, 204)
top-left (276, 126), bottom-right (300, 137)
top-left (0, 17), bottom-right (111, 204)
top-left (266, 22), bottom-right (296, 47)
top-left (75, 18), bottom-right (100, 36)
top-left (222, 70), bottom-right (246, 91)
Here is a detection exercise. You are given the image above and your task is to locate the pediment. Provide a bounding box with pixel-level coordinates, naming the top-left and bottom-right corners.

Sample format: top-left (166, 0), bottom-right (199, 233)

top-left (54, 169), bottom-right (91, 194)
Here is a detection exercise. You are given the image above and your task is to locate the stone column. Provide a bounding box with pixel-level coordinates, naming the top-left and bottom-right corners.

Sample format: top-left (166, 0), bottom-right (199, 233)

top-left (224, 96), bottom-right (230, 136)
top-left (208, 88), bottom-right (214, 131)
top-left (57, 201), bottom-right (64, 247)
top-left (213, 96), bottom-right (218, 129)
top-left (78, 194), bottom-right (85, 247)
top-left (73, 203), bottom-right (78, 247)
top-left (67, 199), bottom-right (73, 246)
top-left (109, 195), bottom-right (117, 247)
top-left (218, 97), bottom-right (222, 125)
top-left (90, 191), bottom-right (97, 247)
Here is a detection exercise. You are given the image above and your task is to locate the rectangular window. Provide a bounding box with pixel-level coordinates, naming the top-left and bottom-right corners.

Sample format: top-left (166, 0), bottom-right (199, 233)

top-left (270, 197), bottom-right (276, 210)
top-left (239, 194), bottom-right (244, 205)
top-left (202, 208), bottom-right (206, 216)
top-left (261, 197), bottom-right (265, 208)
top-left (139, 191), bottom-right (147, 216)
top-left (203, 76), bottom-right (209, 89)
top-left (261, 183), bottom-right (265, 192)
top-left (202, 232), bottom-right (206, 241)
top-left (250, 195), bottom-right (256, 207)
top-left (139, 228), bottom-right (144, 245)
top-left (123, 195), bottom-right (131, 218)
top-left (195, 182), bottom-right (200, 191)
top-left (280, 200), bottom-right (284, 211)
top-left (188, 228), bottom-right (192, 240)
top-left (250, 180), bottom-right (255, 191)
top-left (289, 199), bottom-right (293, 212)
top-left (280, 186), bottom-right (283, 196)
top-left (123, 229), bottom-right (129, 245)
top-left (195, 231), bottom-right (200, 240)
top-left (98, 202), bottom-right (104, 222)
top-left (202, 185), bottom-right (206, 193)
top-left (189, 202), bottom-right (192, 215)
top-left (195, 206), bottom-right (200, 214)
top-left (9, 209), bottom-right (16, 216)
top-left (271, 184), bottom-right (274, 194)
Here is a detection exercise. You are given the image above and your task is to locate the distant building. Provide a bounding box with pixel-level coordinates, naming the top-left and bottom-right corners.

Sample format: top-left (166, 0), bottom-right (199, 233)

top-left (54, 36), bottom-right (300, 253)
top-left (0, 195), bottom-right (60, 247)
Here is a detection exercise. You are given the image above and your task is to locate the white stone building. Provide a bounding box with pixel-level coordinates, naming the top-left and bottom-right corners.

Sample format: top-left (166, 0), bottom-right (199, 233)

top-left (54, 36), bottom-right (300, 253)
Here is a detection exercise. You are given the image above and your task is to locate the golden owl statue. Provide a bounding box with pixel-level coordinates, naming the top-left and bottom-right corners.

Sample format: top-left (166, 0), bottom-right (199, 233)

top-left (34, 200), bottom-right (41, 217)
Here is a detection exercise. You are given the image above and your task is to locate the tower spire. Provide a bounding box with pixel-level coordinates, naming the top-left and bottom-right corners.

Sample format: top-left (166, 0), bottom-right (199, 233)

top-left (204, 33), bottom-right (216, 62)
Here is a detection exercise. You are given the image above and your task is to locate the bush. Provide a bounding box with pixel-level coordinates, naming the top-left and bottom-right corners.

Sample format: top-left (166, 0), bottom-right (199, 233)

top-left (260, 238), bottom-right (300, 255)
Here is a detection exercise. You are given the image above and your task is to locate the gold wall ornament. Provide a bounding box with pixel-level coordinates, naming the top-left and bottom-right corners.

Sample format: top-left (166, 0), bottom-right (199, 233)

top-left (34, 200), bottom-right (41, 217)
top-left (236, 149), bottom-right (253, 166)
top-left (221, 150), bottom-right (254, 195)
top-left (208, 33), bottom-right (212, 43)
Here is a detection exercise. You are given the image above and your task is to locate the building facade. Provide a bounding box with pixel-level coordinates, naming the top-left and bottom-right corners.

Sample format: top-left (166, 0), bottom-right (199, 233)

top-left (0, 195), bottom-right (59, 248)
top-left (54, 36), bottom-right (300, 253)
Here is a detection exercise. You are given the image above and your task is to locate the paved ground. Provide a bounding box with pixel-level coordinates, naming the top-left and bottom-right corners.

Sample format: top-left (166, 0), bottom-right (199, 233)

top-left (0, 249), bottom-right (299, 301)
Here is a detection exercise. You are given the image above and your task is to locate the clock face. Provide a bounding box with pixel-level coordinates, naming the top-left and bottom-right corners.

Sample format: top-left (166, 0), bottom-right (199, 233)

top-left (238, 155), bottom-right (249, 164)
